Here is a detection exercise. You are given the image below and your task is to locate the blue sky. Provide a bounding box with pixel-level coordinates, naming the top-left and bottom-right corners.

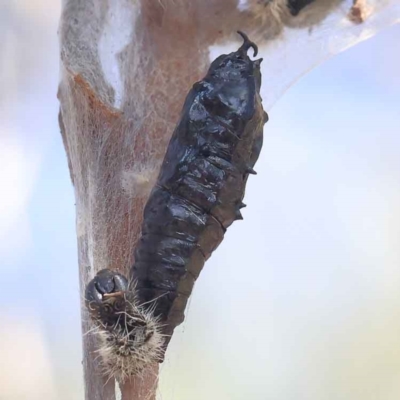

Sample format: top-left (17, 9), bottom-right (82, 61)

top-left (1, 2), bottom-right (400, 399)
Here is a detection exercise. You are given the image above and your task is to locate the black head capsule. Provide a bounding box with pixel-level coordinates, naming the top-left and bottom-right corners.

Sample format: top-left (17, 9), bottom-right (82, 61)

top-left (85, 269), bottom-right (129, 305)
top-left (287, 0), bottom-right (316, 16)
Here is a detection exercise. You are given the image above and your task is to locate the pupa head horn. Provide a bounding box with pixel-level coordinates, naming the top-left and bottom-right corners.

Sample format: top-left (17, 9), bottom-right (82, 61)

top-left (237, 30), bottom-right (258, 57)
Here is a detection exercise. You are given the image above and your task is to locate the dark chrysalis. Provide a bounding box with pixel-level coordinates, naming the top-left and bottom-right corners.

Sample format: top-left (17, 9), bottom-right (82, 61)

top-left (132, 30), bottom-right (268, 335)
top-left (85, 31), bottom-right (268, 380)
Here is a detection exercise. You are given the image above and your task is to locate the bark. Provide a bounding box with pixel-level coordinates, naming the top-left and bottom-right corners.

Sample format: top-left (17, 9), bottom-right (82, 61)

top-left (58, 1), bottom-right (399, 399)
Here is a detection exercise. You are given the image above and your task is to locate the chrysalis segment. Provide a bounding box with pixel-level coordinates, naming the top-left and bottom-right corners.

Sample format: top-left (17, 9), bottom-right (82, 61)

top-left (132, 31), bottom-right (268, 337)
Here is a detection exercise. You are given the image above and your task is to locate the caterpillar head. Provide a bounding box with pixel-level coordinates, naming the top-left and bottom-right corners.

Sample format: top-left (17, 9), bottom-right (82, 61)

top-left (85, 269), bottom-right (129, 328)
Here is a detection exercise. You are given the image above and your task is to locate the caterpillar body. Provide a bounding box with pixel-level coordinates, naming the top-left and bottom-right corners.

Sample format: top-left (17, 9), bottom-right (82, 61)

top-left (85, 31), bottom-right (267, 380)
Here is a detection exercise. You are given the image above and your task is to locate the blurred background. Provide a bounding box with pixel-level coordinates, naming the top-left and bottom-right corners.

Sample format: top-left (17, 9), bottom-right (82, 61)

top-left (1, 2), bottom-right (400, 400)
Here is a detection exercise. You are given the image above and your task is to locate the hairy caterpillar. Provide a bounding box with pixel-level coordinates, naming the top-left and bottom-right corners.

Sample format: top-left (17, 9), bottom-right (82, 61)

top-left (85, 31), bottom-right (267, 380)
top-left (85, 269), bottom-right (164, 382)
top-left (246, 0), bottom-right (342, 40)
